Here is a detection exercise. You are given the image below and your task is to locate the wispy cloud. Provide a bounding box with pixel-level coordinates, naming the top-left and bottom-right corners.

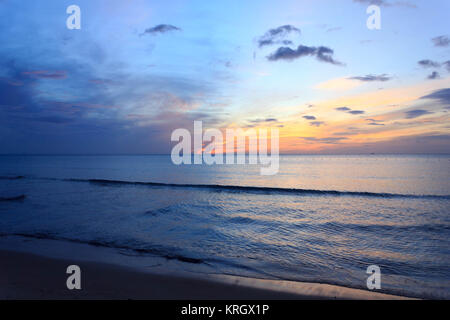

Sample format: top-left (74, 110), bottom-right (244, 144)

top-left (310, 121), bottom-right (325, 127)
top-left (366, 118), bottom-right (384, 122)
top-left (418, 60), bottom-right (441, 68)
top-left (336, 107), bottom-right (351, 111)
top-left (427, 71), bottom-right (440, 80)
top-left (432, 35), bottom-right (450, 47)
top-left (335, 106), bottom-right (365, 115)
top-left (421, 88), bottom-right (450, 105)
top-left (404, 109), bottom-right (433, 119)
top-left (257, 25), bottom-right (300, 48)
top-left (267, 45), bottom-right (343, 65)
top-left (301, 136), bottom-right (347, 144)
top-left (140, 24), bottom-right (181, 36)
top-left (22, 70), bottom-right (67, 79)
top-left (444, 61), bottom-right (450, 72)
top-left (348, 74), bottom-right (391, 82)
top-left (247, 118), bottom-right (278, 124)
top-left (302, 115), bottom-right (316, 120)
top-left (348, 110), bottom-right (365, 115)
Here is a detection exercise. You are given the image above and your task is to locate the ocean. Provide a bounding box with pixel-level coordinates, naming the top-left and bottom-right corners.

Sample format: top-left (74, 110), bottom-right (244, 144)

top-left (0, 154), bottom-right (449, 299)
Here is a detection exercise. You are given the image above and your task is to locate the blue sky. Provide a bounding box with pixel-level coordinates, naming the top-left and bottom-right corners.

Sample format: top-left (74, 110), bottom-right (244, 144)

top-left (0, 0), bottom-right (449, 154)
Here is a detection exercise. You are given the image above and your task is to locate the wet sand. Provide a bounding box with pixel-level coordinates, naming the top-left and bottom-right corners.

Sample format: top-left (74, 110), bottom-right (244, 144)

top-left (0, 250), bottom-right (410, 300)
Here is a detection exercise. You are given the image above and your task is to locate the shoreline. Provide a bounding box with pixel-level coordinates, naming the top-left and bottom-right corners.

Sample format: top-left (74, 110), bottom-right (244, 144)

top-left (0, 247), bottom-right (412, 300)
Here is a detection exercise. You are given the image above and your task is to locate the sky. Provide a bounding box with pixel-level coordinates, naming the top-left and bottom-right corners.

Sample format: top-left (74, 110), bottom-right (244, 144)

top-left (0, 0), bottom-right (449, 154)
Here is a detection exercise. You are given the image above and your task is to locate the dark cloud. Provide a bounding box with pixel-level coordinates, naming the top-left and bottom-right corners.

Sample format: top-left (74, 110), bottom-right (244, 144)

top-left (336, 107), bottom-right (351, 111)
top-left (349, 74), bottom-right (391, 82)
top-left (427, 71), bottom-right (440, 80)
top-left (267, 45), bottom-right (342, 65)
top-left (432, 35), bottom-right (450, 47)
top-left (309, 121), bottom-right (325, 127)
top-left (258, 39), bottom-right (294, 47)
top-left (348, 110), bottom-right (365, 115)
top-left (335, 106), bottom-right (365, 115)
top-left (444, 61), bottom-right (450, 72)
top-left (258, 25), bottom-right (300, 48)
top-left (267, 45), bottom-right (315, 61)
top-left (404, 109), bottom-right (433, 119)
top-left (0, 52), bottom-right (223, 154)
top-left (418, 60), bottom-right (441, 68)
top-left (316, 47), bottom-right (342, 65)
top-left (302, 115), bottom-right (316, 120)
top-left (141, 24), bottom-right (181, 36)
top-left (421, 88), bottom-right (450, 104)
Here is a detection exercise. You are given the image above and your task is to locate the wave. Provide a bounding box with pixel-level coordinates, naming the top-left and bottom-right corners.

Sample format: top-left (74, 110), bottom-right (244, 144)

top-left (6, 175), bottom-right (450, 199)
top-left (0, 194), bottom-right (26, 201)
top-left (6, 176), bottom-right (450, 200)
top-left (0, 175), bottom-right (25, 180)
top-left (1, 232), bottom-right (205, 264)
top-left (0, 232), bottom-right (274, 277)
top-left (65, 178), bottom-right (450, 199)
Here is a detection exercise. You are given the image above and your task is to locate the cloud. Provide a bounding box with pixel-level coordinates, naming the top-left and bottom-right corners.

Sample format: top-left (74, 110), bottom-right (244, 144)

top-left (302, 115), bottom-right (316, 120)
top-left (258, 25), bottom-right (300, 48)
top-left (366, 119), bottom-right (384, 125)
top-left (421, 88), bottom-right (450, 104)
top-left (432, 35), bottom-right (450, 47)
top-left (404, 109), bottom-right (433, 119)
top-left (444, 61), bottom-right (450, 72)
top-left (310, 121), bottom-right (325, 127)
top-left (267, 45), bottom-right (315, 61)
top-left (0, 51), bottom-right (223, 154)
top-left (427, 71), bottom-right (440, 80)
top-left (418, 60), bottom-right (441, 68)
top-left (333, 131), bottom-right (360, 136)
top-left (141, 24), bottom-right (181, 36)
top-left (335, 106), bottom-right (365, 115)
top-left (267, 45), bottom-right (342, 65)
top-left (348, 74), bottom-right (391, 82)
top-left (365, 118), bottom-right (383, 122)
top-left (247, 118), bottom-right (278, 124)
top-left (301, 136), bottom-right (347, 144)
top-left (316, 47), bottom-right (342, 65)
top-left (22, 70), bottom-right (67, 79)
top-left (348, 110), bottom-right (365, 115)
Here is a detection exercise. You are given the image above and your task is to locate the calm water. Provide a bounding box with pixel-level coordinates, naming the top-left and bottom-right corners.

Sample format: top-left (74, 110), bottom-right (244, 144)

top-left (0, 155), bottom-right (449, 298)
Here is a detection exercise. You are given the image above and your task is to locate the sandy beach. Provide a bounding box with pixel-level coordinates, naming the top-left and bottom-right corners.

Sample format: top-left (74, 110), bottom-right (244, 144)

top-left (0, 249), bottom-right (411, 300)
